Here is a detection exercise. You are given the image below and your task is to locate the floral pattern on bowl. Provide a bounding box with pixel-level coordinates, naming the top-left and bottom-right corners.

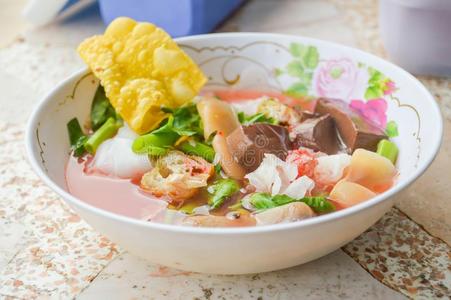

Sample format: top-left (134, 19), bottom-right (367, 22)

top-left (276, 42), bottom-right (399, 138)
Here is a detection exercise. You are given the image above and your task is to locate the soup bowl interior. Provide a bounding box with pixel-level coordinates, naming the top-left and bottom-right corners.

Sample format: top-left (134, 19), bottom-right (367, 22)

top-left (26, 33), bottom-right (442, 274)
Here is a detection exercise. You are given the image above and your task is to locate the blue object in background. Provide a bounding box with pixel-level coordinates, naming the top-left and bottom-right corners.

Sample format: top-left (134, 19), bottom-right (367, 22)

top-left (98, 0), bottom-right (245, 37)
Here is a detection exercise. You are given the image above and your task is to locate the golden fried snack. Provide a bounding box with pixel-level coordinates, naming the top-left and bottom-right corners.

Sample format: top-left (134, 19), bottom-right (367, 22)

top-left (78, 17), bottom-right (207, 134)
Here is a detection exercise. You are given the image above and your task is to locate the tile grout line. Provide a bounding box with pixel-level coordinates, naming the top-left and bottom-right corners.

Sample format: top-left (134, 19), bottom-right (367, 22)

top-left (73, 251), bottom-right (124, 299)
top-left (341, 246), bottom-right (405, 297)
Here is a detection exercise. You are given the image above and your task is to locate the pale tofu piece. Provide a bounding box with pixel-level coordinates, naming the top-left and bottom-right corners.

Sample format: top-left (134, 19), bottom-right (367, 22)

top-left (329, 180), bottom-right (377, 209)
top-left (255, 202), bottom-right (315, 225)
top-left (345, 148), bottom-right (397, 193)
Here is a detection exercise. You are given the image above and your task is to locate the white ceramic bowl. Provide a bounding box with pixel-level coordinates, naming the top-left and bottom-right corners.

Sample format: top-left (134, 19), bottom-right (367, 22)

top-left (26, 33), bottom-right (442, 274)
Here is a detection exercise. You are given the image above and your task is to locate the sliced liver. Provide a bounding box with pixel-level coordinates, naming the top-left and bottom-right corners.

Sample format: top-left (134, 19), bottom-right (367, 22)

top-left (291, 114), bottom-right (341, 154)
top-left (292, 106), bottom-right (319, 122)
top-left (299, 111), bottom-right (319, 122)
top-left (315, 98), bottom-right (387, 152)
top-left (226, 124), bottom-right (292, 172)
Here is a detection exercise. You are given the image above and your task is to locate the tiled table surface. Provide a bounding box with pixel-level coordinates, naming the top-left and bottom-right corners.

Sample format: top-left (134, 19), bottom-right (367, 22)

top-left (0, 0), bottom-right (450, 299)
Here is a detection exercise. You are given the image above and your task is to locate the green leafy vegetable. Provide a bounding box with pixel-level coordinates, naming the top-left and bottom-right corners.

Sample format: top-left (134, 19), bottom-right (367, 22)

top-left (90, 85), bottom-right (117, 130)
top-left (67, 118), bottom-right (88, 157)
top-left (162, 104), bottom-right (202, 136)
top-left (208, 179), bottom-right (240, 209)
top-left (84, 117), bottom-right (120, 154)
top-left (248, 193), bottom-right (276, 210)
top-left (377, 139), bottom-right (398, 164)
top-left (68, 86), bottom-right (121, 157)
top-left (300, 196), bottom-right (335, 213)
top-left (132, 117), bottom-right (180, 156)
top-left (237, 112), bottom-right (277, 125)
top-left (67, 118), bottom-right (85, 146)
top-left (214, 163), bottom-right (222, 175)
top-left (73, 136), bottom-right (88, 157)
top-left (133, 104), bottom-right (203, 156)
top-left (248, 192), bottom-right (335, 213)
top-left (272, 194), bottom-right (295, 206)
top-left (178, 140), bottom-right (215, 162)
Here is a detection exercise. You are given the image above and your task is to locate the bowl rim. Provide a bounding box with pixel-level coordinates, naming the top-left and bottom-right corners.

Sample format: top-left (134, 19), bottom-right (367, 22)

top-left (25, 32), bottom-right (443, 235)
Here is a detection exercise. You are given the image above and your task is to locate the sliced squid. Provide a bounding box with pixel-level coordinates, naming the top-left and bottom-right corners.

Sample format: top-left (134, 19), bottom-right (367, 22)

top-left (255, 202), bottom-right (315, 225)
top-left (245, 153), bottom-right (314, 199)
top-left (314, 154), bottom-right (351, 186)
